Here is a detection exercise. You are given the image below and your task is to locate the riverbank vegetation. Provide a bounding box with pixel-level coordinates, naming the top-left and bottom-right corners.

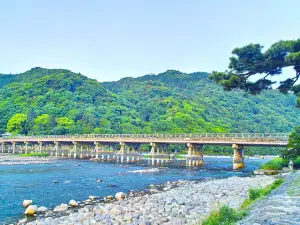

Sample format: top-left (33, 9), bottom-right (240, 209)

top-left (201, 178), bottom-right (284, 225)
top-left (20, 153), bottom-right (49, 157)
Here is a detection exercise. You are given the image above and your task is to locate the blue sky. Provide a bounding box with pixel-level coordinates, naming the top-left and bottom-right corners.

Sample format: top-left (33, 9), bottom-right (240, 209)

top-left (1, 0), bottom-right (299, 82)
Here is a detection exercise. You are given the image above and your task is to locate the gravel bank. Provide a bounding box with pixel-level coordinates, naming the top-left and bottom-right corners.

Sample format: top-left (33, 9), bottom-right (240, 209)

top-left (21, 175), bottom-right (275, 225)
top-left (0, 154), bottom-right (58, 165)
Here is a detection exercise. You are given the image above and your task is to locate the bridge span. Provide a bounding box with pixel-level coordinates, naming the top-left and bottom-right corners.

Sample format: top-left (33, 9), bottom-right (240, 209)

top-left (0, 133), bottom-right (289, 169)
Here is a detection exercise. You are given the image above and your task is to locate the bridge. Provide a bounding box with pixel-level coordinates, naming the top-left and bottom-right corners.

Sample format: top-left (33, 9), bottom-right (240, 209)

top-left (0, 133), bottom-right (289, 169)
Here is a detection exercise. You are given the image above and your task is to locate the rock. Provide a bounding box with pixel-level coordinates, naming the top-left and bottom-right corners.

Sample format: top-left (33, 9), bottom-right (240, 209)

top-left (37, 206), bottom-right (48, 212)
top-left (19, 218), bottom-right (27, 224)
top-left (89, 195), bottom-right (99, 200)
top-left (23, 200), bottom-right (33, 208)
top-left (149, 184), bottom-right (155, 189)
top-left (69, 200), bottom-right (78, 207)
top-left (115, 192), bottom-right (126, 201)
top-left (53, 203), bottom-right (68, 212)
top-left (24, 205), bottom-right (38, 216)
top-left (106, 195), bottom-right (114, 201)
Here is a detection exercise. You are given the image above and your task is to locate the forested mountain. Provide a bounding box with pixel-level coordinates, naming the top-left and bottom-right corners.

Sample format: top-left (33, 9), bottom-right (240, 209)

top-left (0, 67), bottom-right (299, 136)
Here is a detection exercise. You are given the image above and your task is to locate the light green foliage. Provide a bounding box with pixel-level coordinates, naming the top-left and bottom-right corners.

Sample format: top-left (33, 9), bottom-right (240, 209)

top-left (259, 158), bottom-right (286, 170)
top-left (6, 114), bottom-right (27, 134)
top-left (20, 152), bottom-right (49, 157)
top-left (202, 205), bottom-right (246, 225)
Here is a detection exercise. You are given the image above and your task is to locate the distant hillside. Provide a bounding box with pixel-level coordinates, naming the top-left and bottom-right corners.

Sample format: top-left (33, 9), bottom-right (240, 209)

top-left (103, 70), bottom-right (300, 133)
top-left (0, 68), bottom-right (299, 136)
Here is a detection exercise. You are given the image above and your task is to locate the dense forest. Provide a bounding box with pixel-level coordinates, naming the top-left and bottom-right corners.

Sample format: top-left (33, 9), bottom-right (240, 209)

top-left (0, 67), bottom-right (299, 138)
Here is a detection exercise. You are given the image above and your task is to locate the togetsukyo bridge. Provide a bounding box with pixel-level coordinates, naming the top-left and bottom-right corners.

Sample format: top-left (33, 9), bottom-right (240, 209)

top-left (0, 133), bottom-right (289, 169)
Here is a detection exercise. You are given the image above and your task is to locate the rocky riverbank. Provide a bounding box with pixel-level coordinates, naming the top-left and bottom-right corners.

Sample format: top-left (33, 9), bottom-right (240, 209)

top-left (0, 154), bottom-right (58, 165)
top-left (20, 175), bottom-right (275, 225)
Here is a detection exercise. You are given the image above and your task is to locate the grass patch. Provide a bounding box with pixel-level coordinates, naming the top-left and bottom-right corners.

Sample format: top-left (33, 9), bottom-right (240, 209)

top-left (202, 205), bottom-right (246, 225)
top-left (202, 179), bottom-right (284, 225)
top-left (20, 152), bottom-right (49, 157)
top-left (241, 179), bottom-right (284, 209)
top-left (259, 158), bottom-right (286, 170)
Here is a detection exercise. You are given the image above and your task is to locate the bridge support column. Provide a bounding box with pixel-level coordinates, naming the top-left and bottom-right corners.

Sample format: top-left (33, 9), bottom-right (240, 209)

top-left (80, 144), bottom-right (83, 159)
top-left (73, 142), bottom-right (77, 159)
top-left (150, 143), bottom-right (156, 166)
top-left (24, 142), bottom-right (29, 154)
top-left (38, 141), bottom-right (43, 153)
top-left (11, 142), bottom-right (16, 154)
top-left (186, 143), bottom-right (193, 167)
top-left (120, 142), bottom-right (125, 163)
top-left (101, 145), bottom-right (106, 161)
top-left (0, 142), bottom-right (3, 153)
top-left (54, 142), bottom-right (60, 156)
top-left (94, 142), bottom-right (99, 159)
top-left (186, 144), bottom-right (204, 167)
top-left (232, 144), bottom-right (244, 170)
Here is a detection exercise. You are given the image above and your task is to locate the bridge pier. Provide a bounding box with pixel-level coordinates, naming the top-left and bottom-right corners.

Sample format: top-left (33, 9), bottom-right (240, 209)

top-left (232, 144), bottom-right (244, 170)
top-left (186, 143), bottom-right (204, 167)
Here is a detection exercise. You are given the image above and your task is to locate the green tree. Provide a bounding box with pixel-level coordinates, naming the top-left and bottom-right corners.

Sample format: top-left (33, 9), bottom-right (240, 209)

top-left (6, 114), bottom-right (28, 135)
top-left (283, 126), bottom-right (300, 159)
top-left (33, 114), bottom-right (51, 135)
top-left (209, 39), bottom-right (300, 107)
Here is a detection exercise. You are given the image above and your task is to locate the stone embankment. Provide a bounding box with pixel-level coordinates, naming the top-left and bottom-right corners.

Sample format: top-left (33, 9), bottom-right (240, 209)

top-left (0, 154), bottom-right (57, 165)
top-left (239, 171), bottom-right (300, 225)
top-left (21, 175), bottom-right (275, 225)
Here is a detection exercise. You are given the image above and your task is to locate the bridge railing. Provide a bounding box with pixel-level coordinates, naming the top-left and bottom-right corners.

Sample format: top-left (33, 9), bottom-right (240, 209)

top-left (0, 133), bottom-right (289, 140)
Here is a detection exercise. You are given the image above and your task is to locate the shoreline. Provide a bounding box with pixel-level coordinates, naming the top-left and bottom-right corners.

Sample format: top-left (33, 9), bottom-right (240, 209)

top-left (18, 175), bottom-right (276, 225)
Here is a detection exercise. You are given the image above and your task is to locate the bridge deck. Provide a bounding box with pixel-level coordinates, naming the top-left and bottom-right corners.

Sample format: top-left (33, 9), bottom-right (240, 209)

top-left (0, 133), bottom-right (288, 147)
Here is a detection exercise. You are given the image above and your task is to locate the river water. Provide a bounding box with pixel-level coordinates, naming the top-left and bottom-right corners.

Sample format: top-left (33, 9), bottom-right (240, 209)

top-left (0, 157), bottom-right (267, 223)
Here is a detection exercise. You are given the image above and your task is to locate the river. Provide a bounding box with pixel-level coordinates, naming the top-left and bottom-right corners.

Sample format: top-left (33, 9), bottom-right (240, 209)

top-left (0, 157), bottom-right (268, 223)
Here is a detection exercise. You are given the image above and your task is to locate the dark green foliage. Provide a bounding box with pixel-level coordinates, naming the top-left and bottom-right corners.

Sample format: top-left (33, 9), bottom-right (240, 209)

top-left (210, 39), bottom-right (300, 107)
top-left (202, 205), bottom-right (246, 225)
top-left (0, 67), bottom-right (299, 156)
top-left (283, 126), bottom-right (300, 159)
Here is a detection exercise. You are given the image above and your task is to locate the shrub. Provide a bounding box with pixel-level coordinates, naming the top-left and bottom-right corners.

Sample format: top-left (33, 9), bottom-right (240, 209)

top-left (249, 188), bottom-right (263, 200)
top-left (202, 205), bottom-right (245, 225)
top-left (260, 158), bottom-right (285, 170)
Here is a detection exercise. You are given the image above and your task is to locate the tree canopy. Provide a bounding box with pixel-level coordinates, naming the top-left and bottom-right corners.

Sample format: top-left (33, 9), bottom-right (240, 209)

top-left (209, 39), bottom-right (300, 107)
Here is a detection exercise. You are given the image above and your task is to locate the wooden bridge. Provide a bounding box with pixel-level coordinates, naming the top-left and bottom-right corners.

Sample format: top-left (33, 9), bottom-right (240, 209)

top-left (0, 133), bottom-right (289, 169)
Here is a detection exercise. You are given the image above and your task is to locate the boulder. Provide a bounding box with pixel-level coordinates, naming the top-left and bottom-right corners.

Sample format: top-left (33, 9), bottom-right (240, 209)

top-left (106, 195), bottom-right (114, 201)
top-left (89, 195), bottom-right (99, 200)
top-left (24, 205), bottom-right (38, 216)
top-left (69, 200), bottom-right (78, 207)
top-left (37, 206), bottom-right (48, 213)
top-left (23, 200), bottom-right (33, 208)
top-left (115, 192), bottom-right (126, 201)
top-left (53, 203), bottom-right (68, 212)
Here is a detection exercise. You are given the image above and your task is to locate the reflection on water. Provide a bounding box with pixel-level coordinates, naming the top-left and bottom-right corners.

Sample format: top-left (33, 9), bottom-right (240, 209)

top-left (0, 157), bottom-right (268, 223)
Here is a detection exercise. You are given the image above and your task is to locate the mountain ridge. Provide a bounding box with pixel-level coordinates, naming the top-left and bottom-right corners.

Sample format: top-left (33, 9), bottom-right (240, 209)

top-left (0, 67), bottom-right (299, 136)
